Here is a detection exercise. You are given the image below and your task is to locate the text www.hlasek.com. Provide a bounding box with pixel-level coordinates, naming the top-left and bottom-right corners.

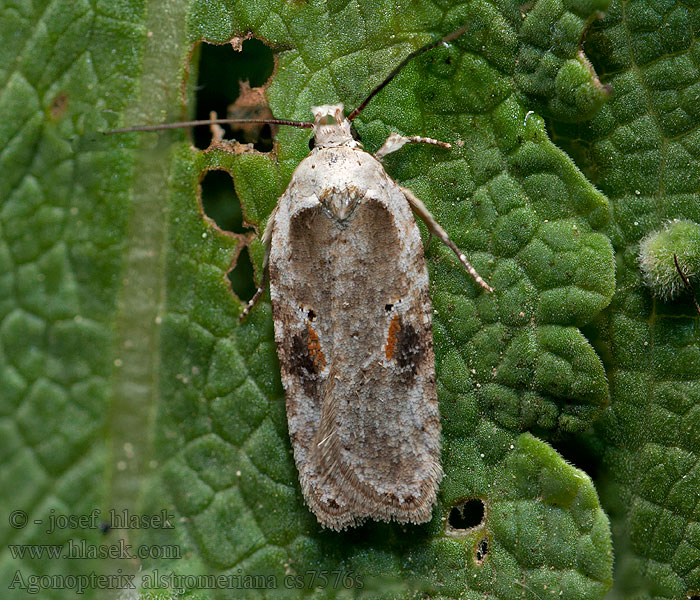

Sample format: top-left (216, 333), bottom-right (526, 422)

top-left (8, 538), bottom-right (180, 561)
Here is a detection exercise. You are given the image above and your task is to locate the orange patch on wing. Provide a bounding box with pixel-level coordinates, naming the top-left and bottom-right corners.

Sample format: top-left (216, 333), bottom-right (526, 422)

top-left (385, 315), bottom-right (401, 360)
top-left (307, 323), bottom-right (326, 369)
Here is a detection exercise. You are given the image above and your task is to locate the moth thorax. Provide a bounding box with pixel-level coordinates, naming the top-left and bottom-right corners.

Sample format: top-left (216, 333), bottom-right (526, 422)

top-left (318, 185), bottom-right (363, 222)
top-left (311, 103), bottom-right (356, 148)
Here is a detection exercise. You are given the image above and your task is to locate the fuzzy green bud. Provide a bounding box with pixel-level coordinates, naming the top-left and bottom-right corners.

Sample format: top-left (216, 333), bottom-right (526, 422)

top-left (637, 220), bottom-right (700, 300)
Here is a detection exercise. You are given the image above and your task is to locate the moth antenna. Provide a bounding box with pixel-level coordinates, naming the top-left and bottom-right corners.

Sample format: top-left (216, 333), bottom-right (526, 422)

top-left (347, 25), bottom-right (468, 122)
top-left (104, 118), bottom-right (313, 134)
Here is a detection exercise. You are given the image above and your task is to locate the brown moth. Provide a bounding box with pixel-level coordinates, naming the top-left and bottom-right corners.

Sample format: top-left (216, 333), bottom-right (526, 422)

top-left (109, 25), bottom-right (492, 531)
top-left (239, 29), bottom-right (493, 530)
top-left (258, 103), bottom-right (491, 530)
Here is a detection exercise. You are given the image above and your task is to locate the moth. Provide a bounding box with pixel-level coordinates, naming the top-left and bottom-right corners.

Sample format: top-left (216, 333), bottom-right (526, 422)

top-left (110, 25), bottom-right (492, 530)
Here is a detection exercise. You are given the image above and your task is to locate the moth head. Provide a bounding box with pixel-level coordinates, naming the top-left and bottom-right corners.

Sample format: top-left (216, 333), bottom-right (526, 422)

top-left (310, 104), bottom-right (360, 150)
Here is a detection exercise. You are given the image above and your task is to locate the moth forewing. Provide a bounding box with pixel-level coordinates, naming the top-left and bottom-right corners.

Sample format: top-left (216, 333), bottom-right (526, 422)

top-left (268, 143), bottom-right (442, 529)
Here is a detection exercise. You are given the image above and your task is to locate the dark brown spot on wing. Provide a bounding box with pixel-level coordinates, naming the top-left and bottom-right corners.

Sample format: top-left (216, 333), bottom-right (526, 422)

top-left (290, 333), bottom-right (317, 377)
top-left (288, 322), bottom-right (326, 395)
top-left (395, 321), bottom-right (423, 380)
top-left (384, 315), bottom-right (426, 381)
top-left (290, 323), bottom-right (326, 375)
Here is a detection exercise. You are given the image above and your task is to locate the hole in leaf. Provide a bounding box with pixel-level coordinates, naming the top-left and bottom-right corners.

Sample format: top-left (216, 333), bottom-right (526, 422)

top-left (229, 246), bottom-right (257, 303)
top-left (448, 498), bottom-right (485, 529)
top-left (194, 38), bottom-right (275, 150)
top-left (200, 170), bottom-right (257, 302)
top-left (476, 538), bottom-right (488, 562)
top-left (201, 170), bottom-right (246, 233)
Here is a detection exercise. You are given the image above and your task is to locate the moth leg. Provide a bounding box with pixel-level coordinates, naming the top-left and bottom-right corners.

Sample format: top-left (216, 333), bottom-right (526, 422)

top-left (375, 133), bottom-right (450, 159)
top-left (401, 186), bottom-right (493, 293)
top-left (238, 207), bottom-right (276, 322)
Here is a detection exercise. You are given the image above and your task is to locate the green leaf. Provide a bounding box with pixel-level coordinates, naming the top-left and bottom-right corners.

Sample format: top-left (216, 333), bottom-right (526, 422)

top-left (516, 0), bottom-right (612, 121)
top-left (550, 0), bottom-right (700, 596)
top-left (1, 0), bottom-right (619, 598)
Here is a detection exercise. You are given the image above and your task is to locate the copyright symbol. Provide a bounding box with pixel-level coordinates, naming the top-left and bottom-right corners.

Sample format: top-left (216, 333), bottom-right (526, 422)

top-left (9, 510), bottom-right (28, 529)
